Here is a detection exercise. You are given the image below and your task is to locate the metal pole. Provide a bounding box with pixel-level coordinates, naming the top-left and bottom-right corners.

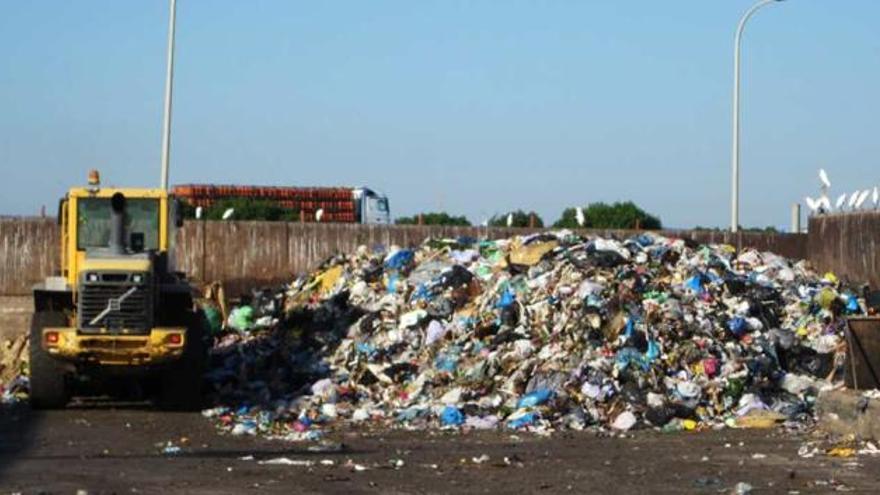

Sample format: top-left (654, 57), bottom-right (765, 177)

top-left (731, 0), bottom-right (783, 232)
top-left (790, 203), bottom-right (801, 233)
top-left (160, 0), bottom-right (178, 191)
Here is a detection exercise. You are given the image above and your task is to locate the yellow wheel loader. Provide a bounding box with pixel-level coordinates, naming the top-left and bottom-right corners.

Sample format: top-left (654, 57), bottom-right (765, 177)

top-left (29, 171), bottom-right (206, 410)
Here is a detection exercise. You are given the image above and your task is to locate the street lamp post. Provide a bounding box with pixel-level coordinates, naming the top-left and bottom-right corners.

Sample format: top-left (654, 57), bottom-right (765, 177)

top-left (731, 0), bottom-right (784, 233)
top-left (160, 0), bottom-right (178, 191)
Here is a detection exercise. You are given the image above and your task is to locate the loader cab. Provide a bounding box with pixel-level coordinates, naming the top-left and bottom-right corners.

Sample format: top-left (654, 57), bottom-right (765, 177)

top-left (62, 186), bottom-right (176, 288)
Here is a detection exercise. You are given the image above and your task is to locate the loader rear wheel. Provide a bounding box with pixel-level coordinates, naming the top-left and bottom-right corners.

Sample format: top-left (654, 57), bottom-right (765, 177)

top-left (158, 312), bottom-right (207, 411)
top-left (29, 311), bottom-right (70, 409)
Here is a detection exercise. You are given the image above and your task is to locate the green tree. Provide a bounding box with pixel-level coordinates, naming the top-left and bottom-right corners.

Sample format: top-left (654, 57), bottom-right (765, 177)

top-left (554, 201), bottom-right (662, 230)
top-left (396, 212), bottom-right (472, 226)
top-left (182, 198), bottom-right (299, 221)
top-left (489, 210), bottom-right (544, 228)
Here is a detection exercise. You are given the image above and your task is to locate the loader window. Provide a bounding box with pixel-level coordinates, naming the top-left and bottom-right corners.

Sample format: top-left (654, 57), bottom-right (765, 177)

top-left (77, 198), bottom-right (160, 251)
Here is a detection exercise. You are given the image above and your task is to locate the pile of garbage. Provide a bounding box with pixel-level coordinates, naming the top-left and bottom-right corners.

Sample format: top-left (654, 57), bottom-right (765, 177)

top-left (203, 231), bottom-right (859, 440)
top-left (0, 335), bottom-right (29, 404)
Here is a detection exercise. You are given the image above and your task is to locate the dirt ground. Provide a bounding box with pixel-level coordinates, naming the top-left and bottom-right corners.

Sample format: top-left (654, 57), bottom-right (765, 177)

top-left (0, 401), bottom-right (877, 495)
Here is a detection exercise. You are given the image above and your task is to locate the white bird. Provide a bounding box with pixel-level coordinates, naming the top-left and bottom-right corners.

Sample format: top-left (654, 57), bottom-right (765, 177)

top-left (575, 207), bottom-right (585, 227)
top-left (819, 168), bottom-right (831, 188)
top-left (506, 213), bottom-right (513, 227)
top-left (804, 197), bottom-right (820, 214)
top-left (848, 191), bottom-right (860, 209)
top-left (855, 189), bottom-right (871, 209)
top-left (195, 206), bottom-right (203, 220)
top-left (315, 208), bottom-right (324, 222)
top-left (820, 195), bottom-right (832, 211)
top-left (221, 208), bottom-right (234, 220)
top-left (873, 187), bottom-right (879, 209)
top-left (835, 194), bottom-right (847, 210)
top-left (481, 218), bottom-right (489, 227)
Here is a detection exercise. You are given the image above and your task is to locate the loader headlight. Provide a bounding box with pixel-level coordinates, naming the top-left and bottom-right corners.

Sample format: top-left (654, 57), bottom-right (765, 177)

top-left (86, 273), bottom-right (99, 282)
top-left (132, 274), bottom-right (144, 284)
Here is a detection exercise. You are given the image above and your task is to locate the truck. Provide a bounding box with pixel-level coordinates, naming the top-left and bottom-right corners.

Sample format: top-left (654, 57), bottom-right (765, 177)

top-left (30, 171), bottom-right (205, 410)
top-left (171, 184), bottom-right (391, 224)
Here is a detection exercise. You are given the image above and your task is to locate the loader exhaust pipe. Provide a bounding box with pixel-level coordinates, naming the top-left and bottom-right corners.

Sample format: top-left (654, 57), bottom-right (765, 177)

top-left (110, 192), bottom-right (127, 255)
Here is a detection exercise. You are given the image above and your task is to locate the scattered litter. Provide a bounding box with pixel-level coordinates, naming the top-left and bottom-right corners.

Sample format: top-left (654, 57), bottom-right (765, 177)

top-left (857, 441), bottom-right (880, 456)
top-left (471, 454), bottom-right (491, 464)
top-left (345, 460), bottom-right (368, 472)
top-left (258, 457), bottom-right (315, 467)
top-left (161, 442), bottom-right (182, 455)
top-left (732, 481), bottom-right (754, 495)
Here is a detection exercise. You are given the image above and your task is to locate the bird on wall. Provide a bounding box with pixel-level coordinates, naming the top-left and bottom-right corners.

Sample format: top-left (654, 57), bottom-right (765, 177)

top-left (848, 191), bottom-right (861, 210)
top-left (819, 168), bottom-right (831, 189)
top-left (855, 190), bottom-right (871, 210)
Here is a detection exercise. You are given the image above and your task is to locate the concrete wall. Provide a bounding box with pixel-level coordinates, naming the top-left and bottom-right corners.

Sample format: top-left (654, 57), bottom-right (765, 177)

top-left (0, 216), bottom-right (811, 296)
top-left (0, 218), bottom-right (59, 296)
top-left (808, 212), bottom-right (880, 288)
top-left (172, 222), bottom-right (810, 294)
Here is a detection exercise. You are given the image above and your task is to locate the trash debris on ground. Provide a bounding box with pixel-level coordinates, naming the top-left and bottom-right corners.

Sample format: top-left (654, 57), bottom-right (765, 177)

top-left (732, 481), bottom-right (754, 495)
top-left (799, 434), bottom-right (880, 460)
top-left (157, 439), bottom-right (185, 455)
top-left (201, 231), bottom-right (862, 440)
top-left (0, 335), bottom-right (29, 404)
top-left (257, 457), bottom-right (315, 467)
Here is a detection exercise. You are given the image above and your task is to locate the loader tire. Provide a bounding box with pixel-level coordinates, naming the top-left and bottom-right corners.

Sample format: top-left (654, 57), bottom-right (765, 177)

top-left (158, 312), bottom-right (207, 411)
top-left (29, 311), bottom-right (70, 409)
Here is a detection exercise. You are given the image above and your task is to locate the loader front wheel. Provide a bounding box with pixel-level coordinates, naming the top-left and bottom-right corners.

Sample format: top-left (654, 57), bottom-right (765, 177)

top-left (158, 312), bottom-right (207, 411)
top-left (29, 311), bottom-right (70, 409)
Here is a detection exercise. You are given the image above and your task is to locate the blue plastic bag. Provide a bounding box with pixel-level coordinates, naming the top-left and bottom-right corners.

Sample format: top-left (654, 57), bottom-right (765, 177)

top-left (385, 250), bottom-right (414, 270)
top-left (624, 318), bottom-right (635, 338)
top-left (507, 412), bottom-right (538, 429)
top-left (435, 353), bottom-right (459, 373)
top-left (645, 340), bottom-right (660, 362)
top-left (685, 275), bottom-right (704, 293)
top-left (387, 272), bottom-right (399, 294)
top-left (410, 284), bottom-right (431, 302)
top-left (497, 289), bottom-right (516, 309)
top-left (728, 317), bottom-right (748, 337)
top-left (356, 342), bottom-right (377, 358)
top-left (616, 347), bottom-right (649, 371)
top-left (634, 234), bottom-right (654, 247)
top-left (845, 294), bottom-right (860, 314)
top-left (440, 406), bottom-right (464, 426)
top-left (517, 389), bottom-right (553, 409)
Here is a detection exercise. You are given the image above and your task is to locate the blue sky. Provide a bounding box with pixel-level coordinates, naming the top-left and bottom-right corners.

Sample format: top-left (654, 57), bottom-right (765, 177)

top-left (1, 1), bottom-right (878, 229)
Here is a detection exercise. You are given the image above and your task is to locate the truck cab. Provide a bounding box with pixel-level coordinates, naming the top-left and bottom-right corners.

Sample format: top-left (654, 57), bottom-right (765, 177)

top-left (354, 187), bottom-right (391, 224)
